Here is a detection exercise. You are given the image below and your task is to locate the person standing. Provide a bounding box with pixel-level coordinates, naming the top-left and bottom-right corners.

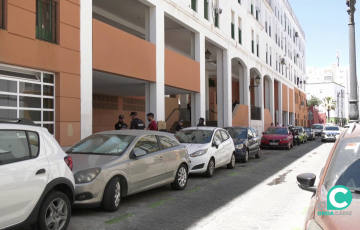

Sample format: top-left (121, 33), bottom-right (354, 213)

top-left (270, 122), bottom-right (274, 127)
top-left (129, 112), bottom-right (145, 130)
top-left (115, 115), bottom-right (128, 130)
top-left (146, 113), bottom-right (158, 131)
top-left (176, 119), bottom-right (184, 132)
top-left (197, 117), bottom-right (205, 126)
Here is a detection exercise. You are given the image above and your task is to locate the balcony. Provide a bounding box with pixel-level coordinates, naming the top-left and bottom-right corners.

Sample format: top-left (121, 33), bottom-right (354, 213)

top-left (36, 0), bottom-right (57, 43)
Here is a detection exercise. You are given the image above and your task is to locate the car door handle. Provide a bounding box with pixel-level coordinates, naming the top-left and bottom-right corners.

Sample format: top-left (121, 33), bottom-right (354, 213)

top-left (159, 156), bottom-right (164, 160)
top-left (36, 169), bottom-right (46, 175)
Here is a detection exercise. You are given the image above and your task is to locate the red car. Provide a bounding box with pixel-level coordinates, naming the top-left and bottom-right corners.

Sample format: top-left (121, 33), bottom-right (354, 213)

top-left (260, 126), bottom-right (293, 150)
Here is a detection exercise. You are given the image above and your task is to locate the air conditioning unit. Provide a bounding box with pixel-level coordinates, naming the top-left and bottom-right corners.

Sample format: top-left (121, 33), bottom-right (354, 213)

top-left (295, 32), bottom-right (299, 37)
top-left (215, 7), bottom-right (222, 14)
top-left (281, 58), bottom-right (286, 65)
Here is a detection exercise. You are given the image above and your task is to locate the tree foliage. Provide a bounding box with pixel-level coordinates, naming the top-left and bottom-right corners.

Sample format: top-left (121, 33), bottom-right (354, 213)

top-left (322, 97), bottom-right (337, 122)
top-left (307, 95), bottom-right (322, 107)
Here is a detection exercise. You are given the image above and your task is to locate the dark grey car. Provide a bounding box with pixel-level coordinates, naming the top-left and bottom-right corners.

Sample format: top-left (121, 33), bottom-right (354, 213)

top-left (304, 127), bottom-right (315, 141)
top-left (67, 130), bottom-right (190, 212)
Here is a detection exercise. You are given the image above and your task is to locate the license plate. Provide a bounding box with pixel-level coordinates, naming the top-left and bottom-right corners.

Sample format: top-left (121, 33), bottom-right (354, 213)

top-left (269, 143), bottom-right (278, 145)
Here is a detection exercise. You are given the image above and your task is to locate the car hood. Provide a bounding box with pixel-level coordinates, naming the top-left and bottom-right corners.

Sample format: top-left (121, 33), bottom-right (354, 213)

top-left (315, 197), bottom-right (360, 229)
top-left (68, 154), bottom-right (119, 174)
top-left (323, 130), bottom-right (341, 134)
top-left (262, 134), bottom-right (288, 140)
top-left (181, 143), bottom-right (210, 154)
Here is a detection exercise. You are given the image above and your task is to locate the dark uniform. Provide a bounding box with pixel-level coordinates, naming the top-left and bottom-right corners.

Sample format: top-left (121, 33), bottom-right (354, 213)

top-left (176, 124), bottom-right (183, 131)
top-left (197, 117), bottom-right (205, 126)
top-left (130, 118), bottom-right (145, 130)
top-left (115, 122), bottom-right (128, 130)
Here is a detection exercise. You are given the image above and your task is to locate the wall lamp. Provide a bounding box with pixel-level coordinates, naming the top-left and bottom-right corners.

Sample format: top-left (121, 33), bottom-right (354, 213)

top-left (249, 75), bottom-right (261, 90)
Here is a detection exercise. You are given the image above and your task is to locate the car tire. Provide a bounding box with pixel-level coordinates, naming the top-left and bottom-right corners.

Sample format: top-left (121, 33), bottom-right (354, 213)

top-left (205, 158), bottom-right (215, 178)
top-left (37, 191), bottom-right (71, 230)
top-left (227, 153), bottom-right (236, 169)
top-left (102, 177), bottom-right (121, 212)
top-left (171, 164), bottom-right (188, 190)
top-left (241, 150), bottom-right (249, 163)
top-left (255, 148), bottom-right (261, 158)
top-left (321, 139), bottom-right (325, 142)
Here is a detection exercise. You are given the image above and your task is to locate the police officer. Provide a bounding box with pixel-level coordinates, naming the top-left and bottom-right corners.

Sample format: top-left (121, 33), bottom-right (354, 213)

top-left (129, 112), bottom-right (145, 130)
top-left (176, 119), bottom-right (184, 132)
top-left (115, 115), bottom-right (128, 130)
top-left (197, 117), bottom-right (205, 126)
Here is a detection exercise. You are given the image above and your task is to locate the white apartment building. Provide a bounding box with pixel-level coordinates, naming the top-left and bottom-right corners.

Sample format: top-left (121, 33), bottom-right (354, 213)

top-left (306, 64), bottom-right (350, 121)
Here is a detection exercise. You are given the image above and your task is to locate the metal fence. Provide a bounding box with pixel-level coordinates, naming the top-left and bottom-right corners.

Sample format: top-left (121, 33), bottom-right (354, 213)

top-left (0, 0), bottom-right (4, 29)
top-left (36, 0), bottom-right (57, 43)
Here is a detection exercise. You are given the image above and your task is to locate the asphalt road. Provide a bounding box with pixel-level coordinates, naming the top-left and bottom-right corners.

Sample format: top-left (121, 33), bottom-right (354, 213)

top-left (58, 138), bottom-right (333, 230)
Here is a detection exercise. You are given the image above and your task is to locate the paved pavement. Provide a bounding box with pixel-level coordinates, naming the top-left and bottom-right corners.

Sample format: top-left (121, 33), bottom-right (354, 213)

top-left (66, 139), bottom-right (333, 230)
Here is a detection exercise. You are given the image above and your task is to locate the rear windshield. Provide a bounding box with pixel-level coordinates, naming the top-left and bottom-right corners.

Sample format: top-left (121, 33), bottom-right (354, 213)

top-left (265, 128), bottom-right (288, 135)
top-left (225, 128), bottom-right (247, 139)
top-left (323, 138), bottom-right (360, 197)
top-left (66, 134), bottom-right (135, 155)
top-left (312, 125), bottom-right (324, 129)
top-left (324, 126), bottom-right (340, 131)
top-left (175, 130), bottom-right (213, 144)
top-left (304, 128), bottom-right (311, 131)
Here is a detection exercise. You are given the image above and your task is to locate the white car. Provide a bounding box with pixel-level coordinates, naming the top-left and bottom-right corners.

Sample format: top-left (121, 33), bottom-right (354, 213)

top-left (321, 126), bottom-right (342, 142)
top-left (311, 124), bottom-right (324, 138)
top-left (0, 118), bottom-right (75, 230)
top-left (174, 127), bottom-right (236, 177)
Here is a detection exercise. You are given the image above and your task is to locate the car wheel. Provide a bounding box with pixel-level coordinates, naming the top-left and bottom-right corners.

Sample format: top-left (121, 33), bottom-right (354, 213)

top-left (241, 150), bottom-right (249, 163)
top-left (171, 164), bottom-right (188, 190)
top-left (227, 153), bottom-right (236, 169)
top-left (255, 148), bottom-right (261, 158)
top-left (37, 191), bottom-right (71, 230)
top-left (321, 139), bottom-right (325, 142)
top-left (102, 177), bottom-right (121, 212)
top-left (205, 158), bottom-right (215, 178)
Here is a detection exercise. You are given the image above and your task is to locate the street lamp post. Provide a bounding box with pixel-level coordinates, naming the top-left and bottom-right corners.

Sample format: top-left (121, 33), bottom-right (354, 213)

top-left (347, 0), bottom-right (359, 122)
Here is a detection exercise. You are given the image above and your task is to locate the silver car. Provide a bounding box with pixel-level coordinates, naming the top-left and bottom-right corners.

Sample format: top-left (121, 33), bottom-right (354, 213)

top-left (304, 127), bottom-right (315, 140)
top-left (67, 130), bottom-right (190, 212)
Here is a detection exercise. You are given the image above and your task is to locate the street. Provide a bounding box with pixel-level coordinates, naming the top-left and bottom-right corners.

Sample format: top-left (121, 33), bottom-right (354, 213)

top-left (67, 139), bottom-right (333, 230)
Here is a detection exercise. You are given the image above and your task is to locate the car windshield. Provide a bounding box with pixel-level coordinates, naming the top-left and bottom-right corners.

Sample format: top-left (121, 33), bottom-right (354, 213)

top-left (265, 128), bottom-right (288, 135)
top-left (304, 128), bottom-right (311, 132)
top-left (323, 137), bottom-right (360, 196)
top-left (175, 130), bottom-right (213, 144)
top-left (66, 134), bottom-right (135, 155)
top-left (225, 128), bottom-right (247, 139)
top-left (324, 126), bottom-right (340, 131)
top-left (312, 125), bottom-right (324, 129)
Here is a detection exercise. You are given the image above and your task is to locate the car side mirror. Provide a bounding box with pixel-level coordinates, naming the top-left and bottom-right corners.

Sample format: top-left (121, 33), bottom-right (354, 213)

top-left (213, 140), bottom-right (221, 148)
top-left (297, 173), bottom-right (317, 193)
top-left (133, 148), bottom-right (146, 158)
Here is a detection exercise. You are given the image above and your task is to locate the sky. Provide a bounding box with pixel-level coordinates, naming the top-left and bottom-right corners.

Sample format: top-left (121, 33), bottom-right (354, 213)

top-left (288, 0), bottom-right (360, 73)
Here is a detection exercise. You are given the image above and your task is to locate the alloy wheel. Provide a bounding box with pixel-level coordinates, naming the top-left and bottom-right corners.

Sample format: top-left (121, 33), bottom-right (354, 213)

top-left (231, 154), bottom-right (235, 167)
top-left (209, 160), bottom-right (215, 175)
top-left (245, 150), bottom-right (249, 162)
top-left (114, 182), bottom-right (121, 207)
top-left (45, 198), bottom-right (68, 230)
top-left (178, 166), bottom-right (187, 187)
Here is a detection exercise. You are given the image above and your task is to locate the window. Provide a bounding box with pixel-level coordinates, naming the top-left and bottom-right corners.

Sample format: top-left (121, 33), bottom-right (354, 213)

top-left (159, 136), bottom-right (179, 149)
top-left (204, 0), bottom-right (209, 20)
top-left (238, 0), bottom-right (241, 4)
top-left (134, 135), bottom-right (160, 154)
top-left (256, 35), bottom-right (259, 57)
top-left (0, 0), bottom-right (5, 29)
top-left (250, 128), bottom-right (258, 137)
top-left (270, 47), bottom-right (272, 66)
top-left (36, 0), bottom-right (58, 43)
top-left (251, 4), bottom-right (254, 15)
top-left (0, 130), bottom-right (40, 165)
top-left (215, 12), bottom-right (219, 28)
top-left (231, 11), bottom-right (235, 39)
top-left (191, 0), bottom-right (197, 11)
top-left (266, 44), bottom-right (268, 64)
top-left (213, 131), bottom-right (222, 145)
top-left (238, 18), bottom-right (242, 45)
top-left (251, 30), bottom-right (254, 54)
top-left (220, 130), bottom-right (230, 142)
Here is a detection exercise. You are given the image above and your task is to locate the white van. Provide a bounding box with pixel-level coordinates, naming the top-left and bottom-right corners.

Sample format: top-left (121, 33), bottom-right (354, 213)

top-left (311, 124), bottom-right (324, 137)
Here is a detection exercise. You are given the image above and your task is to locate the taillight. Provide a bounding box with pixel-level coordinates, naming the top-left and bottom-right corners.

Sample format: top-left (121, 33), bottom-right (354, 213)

top-left (64, 156), bottom-right (73, 171)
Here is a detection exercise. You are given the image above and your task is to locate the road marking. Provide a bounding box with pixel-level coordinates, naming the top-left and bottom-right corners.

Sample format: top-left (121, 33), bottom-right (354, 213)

top-left (229, 171), bottom-right (240, 176)
top-left (187, 187), bottom-right (202, 193)
top-left (149, 197), bottom-right (176, 208)
top-left (212, 179), bottom-right (225, 184)
top-left (104, 213), bottom-right (134, 225)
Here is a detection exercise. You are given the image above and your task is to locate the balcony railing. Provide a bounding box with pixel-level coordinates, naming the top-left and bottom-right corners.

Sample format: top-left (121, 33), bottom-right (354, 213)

top-left (251, 106), bottom-right (261, 120)
top-left (36, 0), bottom-right (57, 43)
top-left (0, 0), bottom-right (4, 29)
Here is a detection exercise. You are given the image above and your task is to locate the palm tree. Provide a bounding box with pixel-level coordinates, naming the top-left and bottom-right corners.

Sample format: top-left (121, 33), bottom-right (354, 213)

top-left (322, 97), bottom-right (337, 123)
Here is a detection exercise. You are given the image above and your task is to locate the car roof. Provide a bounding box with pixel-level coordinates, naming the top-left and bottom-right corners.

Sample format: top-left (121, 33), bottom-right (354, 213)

top-left (224, 126), bottom-right (249, 129)
top-left (96, 130), bottom-right (175, 137)
top-left (268, 126), bottom-right (287, 129)
top-left (0, 123), bottom-right (47, 132)
top-left (182, 126), bottom-right (218, 131)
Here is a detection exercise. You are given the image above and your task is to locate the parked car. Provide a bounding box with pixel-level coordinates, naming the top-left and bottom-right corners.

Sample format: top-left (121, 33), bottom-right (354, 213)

top-left (312, 124), bottom-right (324, 138)
top-left (295, 126), bottom-right (307, 144)
top-left (224, 126), bottom-right (261, 163)
top-left (175, 127), bottom-right (235, 177)
top-left (67, 130), bottom-right (189, 212)
top-left (297, 123), bottom-right (360, 229)
top-left (289, 126), bottom-right (300, 145)
top-left (304, 127), bottom-right (315, 141)
top-left (260, 127), bottom-right (293, 150)
top-left (0, 118), bottom-right (75, 230)
top-left (321, 126), bottom-right (342, 142)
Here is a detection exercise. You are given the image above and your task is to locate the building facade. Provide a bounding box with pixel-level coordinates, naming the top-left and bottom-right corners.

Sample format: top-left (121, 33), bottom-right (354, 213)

top-left (306, 64), bottom-right (350, 124)
top-left (0, 0), bottom-right (307, 147)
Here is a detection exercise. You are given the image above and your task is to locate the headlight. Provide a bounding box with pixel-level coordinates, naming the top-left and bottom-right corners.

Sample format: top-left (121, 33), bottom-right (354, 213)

top-left (190, 149), bottom-right (208, 158)
top-left (74, 168), bottom-right (101, 184)
top-left (261, 137), bottom-right (267, 141)
top-left (306, 219), bottom-right (323, 230)
top-left (282, 137), bottom-right (289, 141)
top-left (235, 144), bottom-right (243, 149)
